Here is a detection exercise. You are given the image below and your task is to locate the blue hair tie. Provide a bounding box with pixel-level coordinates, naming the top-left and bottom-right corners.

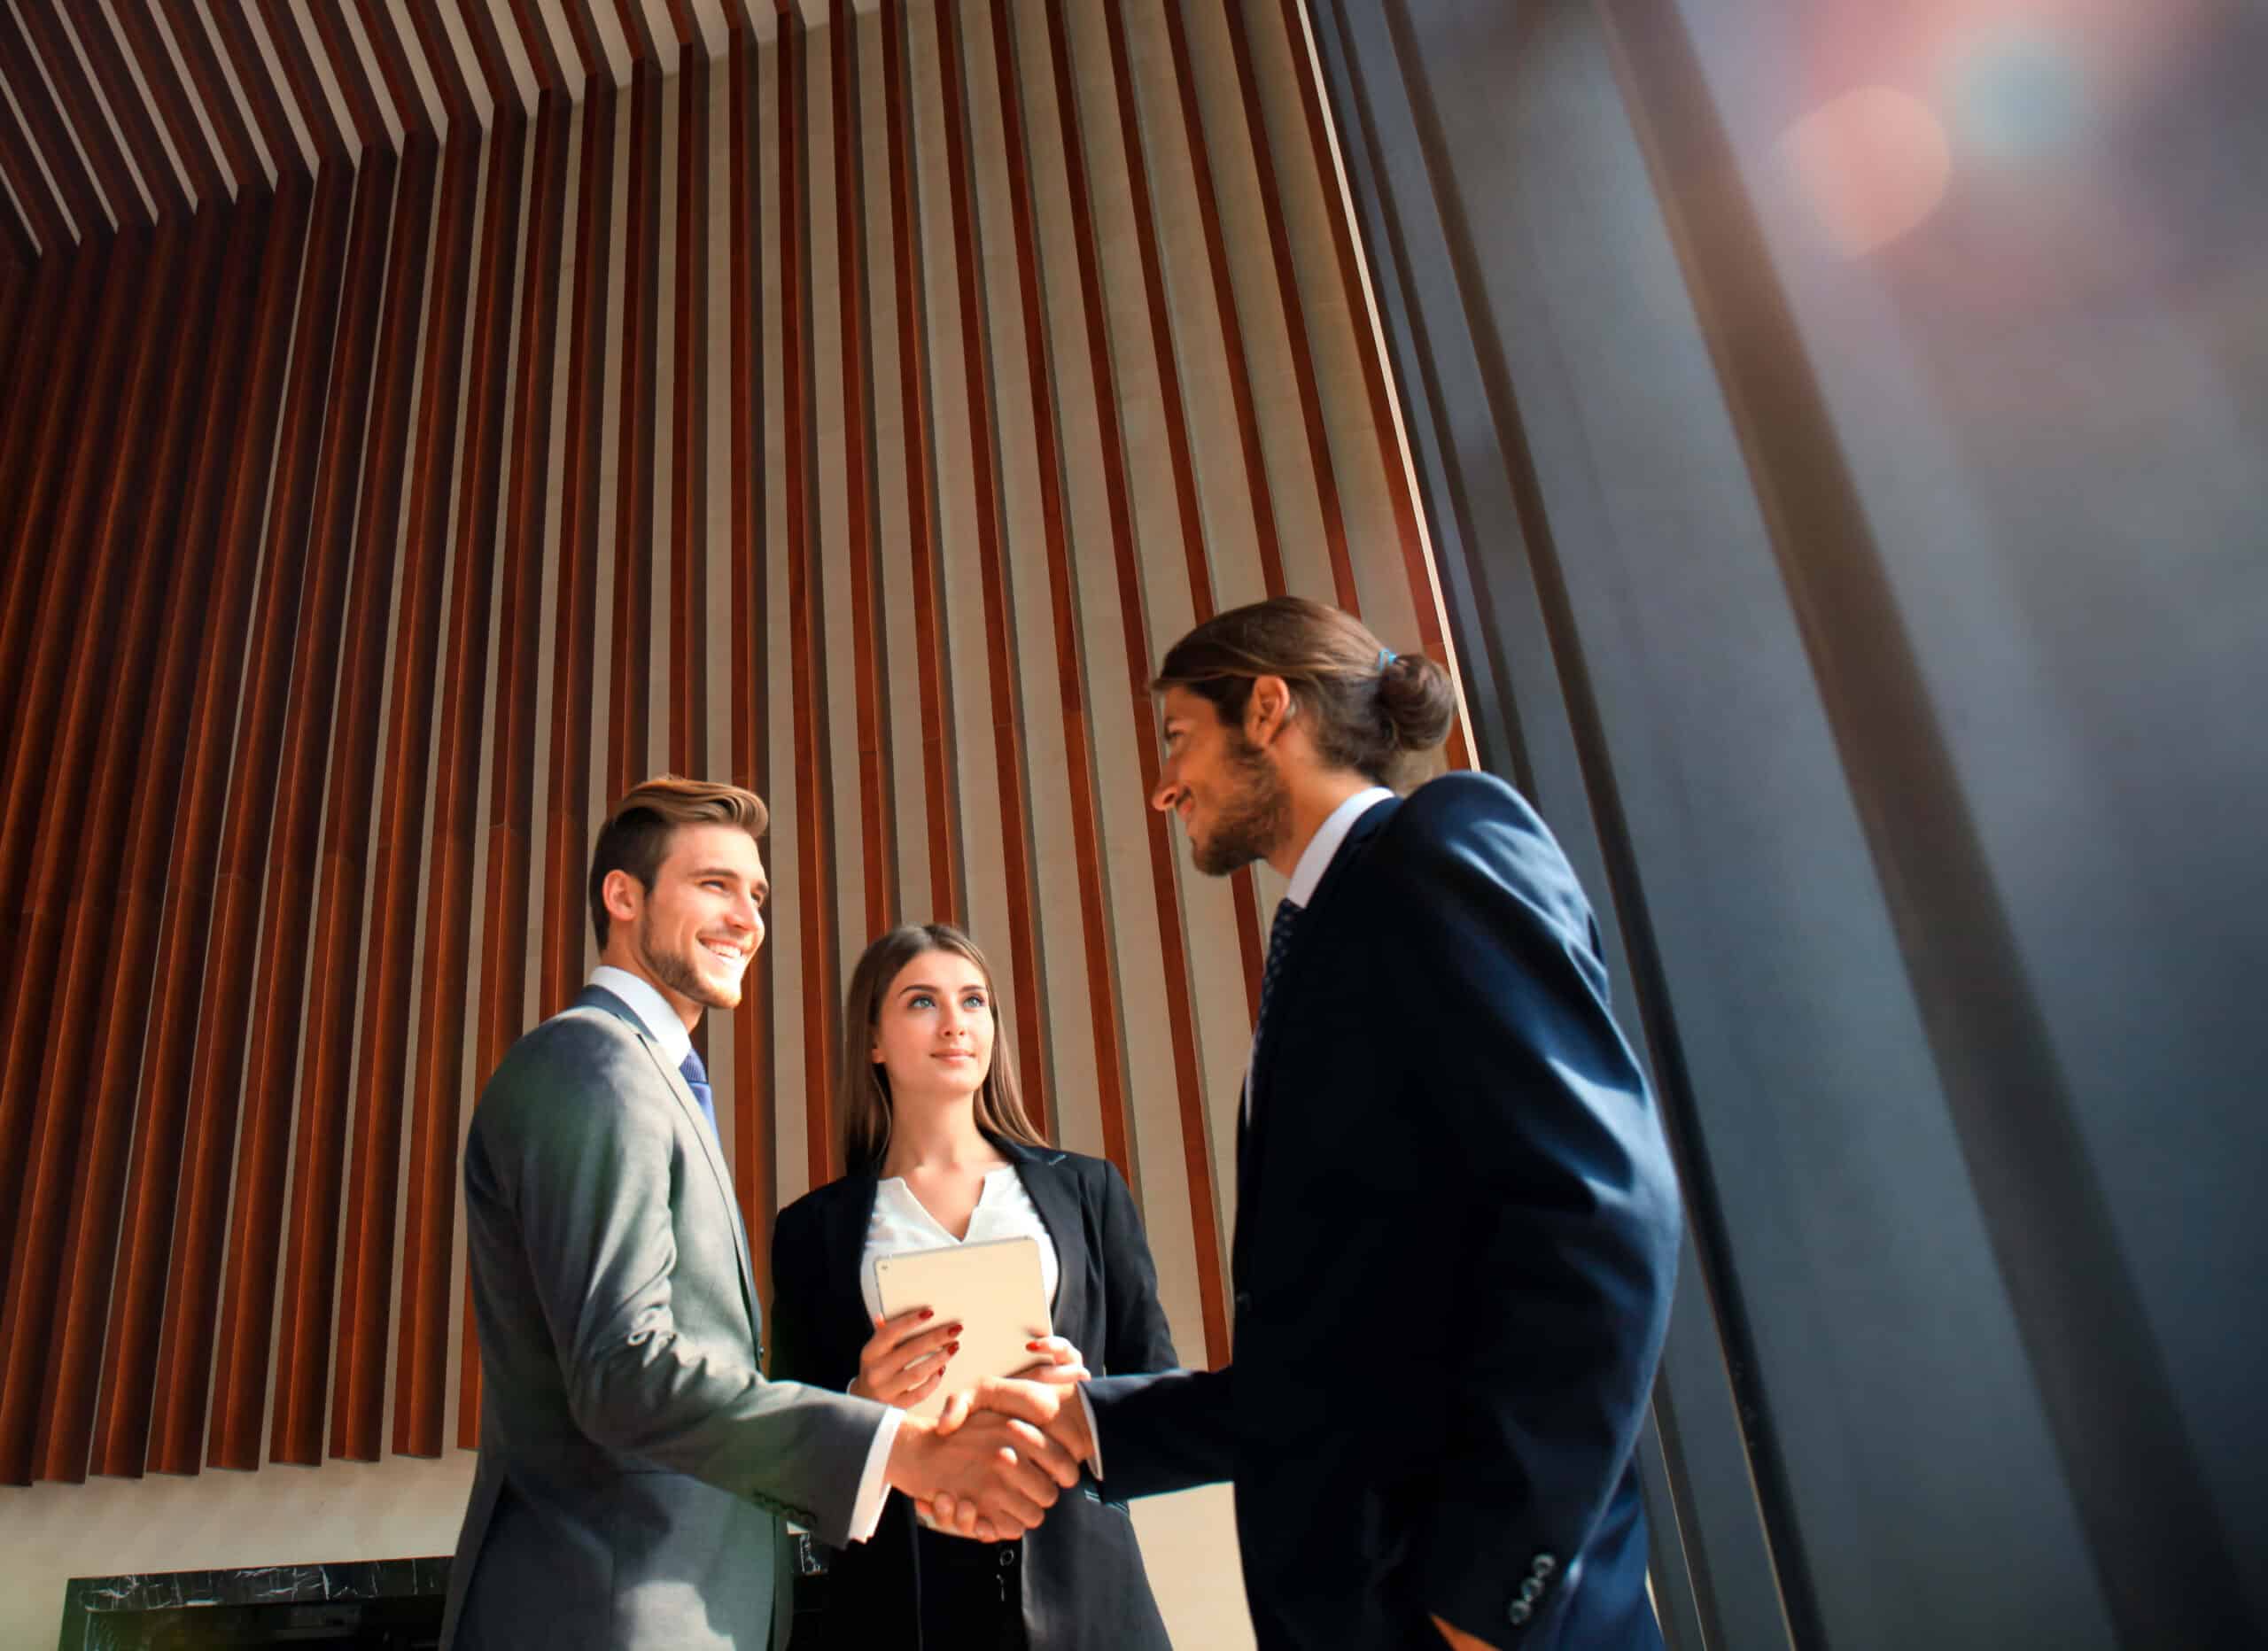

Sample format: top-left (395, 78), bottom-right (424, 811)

top-left (1377, 647), bottom-right (1398, 670)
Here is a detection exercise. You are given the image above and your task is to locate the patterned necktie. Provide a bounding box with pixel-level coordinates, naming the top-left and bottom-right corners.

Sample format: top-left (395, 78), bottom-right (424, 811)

top-left (680, 1046), bottom-right (718, 1139)
top-left (1253, 898), bottom-right (1304, 1074)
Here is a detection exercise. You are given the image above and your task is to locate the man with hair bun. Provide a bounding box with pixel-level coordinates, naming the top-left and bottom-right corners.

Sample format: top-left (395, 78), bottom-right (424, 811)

top-left (932, 599), bottom-right (1682, 1649)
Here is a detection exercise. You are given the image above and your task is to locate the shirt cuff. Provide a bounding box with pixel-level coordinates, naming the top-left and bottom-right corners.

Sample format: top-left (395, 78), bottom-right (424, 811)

top-left (1077, 1386), bottom-right (1104, 1481)
top-left (845, 1406), bottom-right (905, 1542)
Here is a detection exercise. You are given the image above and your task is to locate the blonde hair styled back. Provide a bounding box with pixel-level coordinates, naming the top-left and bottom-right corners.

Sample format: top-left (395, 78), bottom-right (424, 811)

top-left (836, 924), bottom-right (1047, 1174)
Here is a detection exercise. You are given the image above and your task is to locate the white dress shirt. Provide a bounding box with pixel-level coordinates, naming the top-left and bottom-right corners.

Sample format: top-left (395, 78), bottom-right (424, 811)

top-left (859, 1167), bottom-right (1062, 1323)
top-left (586, 966), bottom-right (901, 1543)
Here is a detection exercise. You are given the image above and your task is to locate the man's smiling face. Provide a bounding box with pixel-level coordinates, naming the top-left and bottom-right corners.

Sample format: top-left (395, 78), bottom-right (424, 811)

top-left (614, 822), bottom-right (768, 1022)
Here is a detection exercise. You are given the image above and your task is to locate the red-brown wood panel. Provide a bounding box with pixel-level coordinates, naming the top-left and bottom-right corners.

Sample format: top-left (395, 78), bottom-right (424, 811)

top-left (106, 0), bottom-right (229, 207)
top-left (268, 138), bottom-right (440, 1469)
top-left (37, 205), bottom-right (247, 1484)
top-left (669, 48), bottom-right (710, 780)
top-left (200, 0), bottom-right (310, 174)
top-left (205, 154), bottom-right (398, 1471)
top-left (58, 2), bottom-right (190, 220)
top-left (1099, 0), bottom-right (1267, 1029)
top-left (1154, 0), bottom-right (1283, 594)
top-left (987, 0), bottom-right (1125, 1173)
top-left (0, 239), bottom-right (137, 1268)
top-left (291, 0), bottom-right (388, 158)
top-left (400, 0), bottom-right (480, 130)
top-left (1269, 0), bottom-right (1470, 769)
top-left (726, 28), bottom-right (777, 1299)
top-left (781, 15), bottom-right (842, 1187)
top-left (153, 0), bottom-right (264, 190)
top-left (0, 226), bottom-right (174, 1484)
top-left (86, 184), bottom-right (312, 1478)
top-left (461, 90), bottom-right (573, 1451)
top-left (562, 0), bottom-right (611, 83)
top-left (394, 112), bottom-right (530, 1461)
top-left (1041, 0), bottom-right (1227, 1361)
top-left (0, 256), bottom-right (78, 669)
top-left (0, 4), bottom-right (104, 233)
top-left (934, 0), bottom-right (1050, 1135)
top-left (613, 0), bottom-right (666, 63)
top-left (330, 140), bottom-right (482, 1464)
top-left (504, 0), bottom-right (569, 94)
top-left (454, 0), bottom-right (521, 114)
top-left (0, 89), bottom-right (68, 252)
top-left (144, 166), bottom-right (358, 1477)
top-left (540, 81), bottom-right (617, 1019)
top-left (1224, 0), bottom-right (1354, 609)
top-left (832, 4), bottom-right (897, 937)
top-left (355, 0), bottom-right (431, 137)
top-left (880, 0), bottom-right (963, 926)
top-left (607, 64), bottom-right (664, 803)
top-left (12, 4), bottom-right (147, 227)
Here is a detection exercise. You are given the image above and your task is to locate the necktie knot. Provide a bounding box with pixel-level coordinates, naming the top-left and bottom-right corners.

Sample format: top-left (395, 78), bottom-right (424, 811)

top-left (680, 1048), bottom-right (718, 1138)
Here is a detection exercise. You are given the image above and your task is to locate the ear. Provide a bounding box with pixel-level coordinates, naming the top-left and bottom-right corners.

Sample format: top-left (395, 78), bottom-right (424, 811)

top-left (1246, 675), bottom-right (1293, 747)
top-left (601, 868), bottom-right (643, 927)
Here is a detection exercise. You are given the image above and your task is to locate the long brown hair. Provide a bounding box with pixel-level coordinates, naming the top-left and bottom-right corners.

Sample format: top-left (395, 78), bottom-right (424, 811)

top-left (1153, 596), bottom-right (1456, 789)
top-left (836, 924), bottom-right (1048, 1174)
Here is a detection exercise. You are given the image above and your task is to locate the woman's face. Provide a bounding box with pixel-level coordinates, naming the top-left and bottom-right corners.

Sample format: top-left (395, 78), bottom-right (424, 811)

top-left (871, 948), bottom-right (995, 1105)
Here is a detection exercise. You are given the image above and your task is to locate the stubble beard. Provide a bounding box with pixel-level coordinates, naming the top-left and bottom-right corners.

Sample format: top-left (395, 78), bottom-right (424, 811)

top-left (637, 915), bottom-right (743, 1012)
top-left (1192, 732), bottom-right (1291, 877)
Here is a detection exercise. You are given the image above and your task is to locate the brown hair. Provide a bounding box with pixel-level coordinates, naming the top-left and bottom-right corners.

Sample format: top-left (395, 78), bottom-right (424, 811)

top-left (836, 924), bottom-right (1048, 1174)
top-left (1153, 596), bottom-right (1456, 787)
top-left (587, 775), bottom-right (770, 948)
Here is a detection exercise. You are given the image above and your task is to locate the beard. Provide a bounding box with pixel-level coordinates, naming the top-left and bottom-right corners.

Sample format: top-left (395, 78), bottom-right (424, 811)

top-left (1191, 731), bottom-right (1292, 876)
top-left (636, 917), bottom-right (744, 1011)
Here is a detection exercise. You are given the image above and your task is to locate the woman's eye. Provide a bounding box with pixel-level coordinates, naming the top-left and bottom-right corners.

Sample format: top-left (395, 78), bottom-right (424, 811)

top-left (962, 995), bottom-right (986, 1012)
top-left (908, 994), bottom-right (934, 1009)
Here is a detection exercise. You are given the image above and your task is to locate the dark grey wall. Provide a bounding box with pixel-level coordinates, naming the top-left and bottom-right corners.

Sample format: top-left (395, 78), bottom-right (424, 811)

top-left (1307, 1), bottom-right (2268, 1646)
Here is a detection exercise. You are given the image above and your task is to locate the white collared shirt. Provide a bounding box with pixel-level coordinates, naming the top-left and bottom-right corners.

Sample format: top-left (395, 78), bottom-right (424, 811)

top-left (584, 965), bottom-right (902, 1544)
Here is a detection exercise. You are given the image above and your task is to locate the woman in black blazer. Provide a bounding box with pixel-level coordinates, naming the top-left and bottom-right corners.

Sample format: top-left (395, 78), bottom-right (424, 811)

top-left (770, 922), bottom-right (1177, 1650)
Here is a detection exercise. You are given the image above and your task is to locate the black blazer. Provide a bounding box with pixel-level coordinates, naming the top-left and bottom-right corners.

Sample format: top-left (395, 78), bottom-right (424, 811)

top-left (769, 1137), bottom-right (1178, 1650)
top-left (1083, 774), bottom-right (1684, 1650)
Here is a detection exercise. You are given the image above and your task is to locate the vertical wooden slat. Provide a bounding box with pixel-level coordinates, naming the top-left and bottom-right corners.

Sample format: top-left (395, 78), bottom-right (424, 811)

top-left (933, 0), bottom-right (1051, 1135)
top-left (293, 0), bottom-right (390, 157)
top-left (461, 89), bottom-right (573, 1452)
top-left (606, 64), bottom-right (664, 802)
top-left (144, 165), bottom-right (357, 1478)
top-left (205, 154), bottom-right (400, 1471)
top-left (0, 89), bottom-right (69, 251)
top-left (668, 48), bottom-right (710, 779)
top-left (0, 4), bottom-right (105, 232)
top-left (0, 240), bottom-right (137, 1258)
top-left (13, 4), bottom-right (148, 226)
top-left (37, 205), bottom-right (247, 1484)
top-left (1042, 0), bottom-right (1227, 1361)
top-left (0, 227), bottom-right (174, 1484)
top-left (539, 79), bottom-right (617, 1019)
top-left (781, 14), bottom-right (841, 1188)
top-left (1268, 0), bottom-right (1470, 770)
top-left (58, 3), bottom-right (190, 219)
top-left (238, 0), bottom-right (350, 164)
top-left (504, 0), bottom-right (571, 94)
top-left (1099, 0), bottom-right (1266, 1028)
top-left (330, 140), bottom-right (483, 1464)
top-left (87, 183), bottom-right (312, 1478)
top-left (199, 0), bottom-right (311, 174)
top-left (395, 112), bottom-right (529, 1461)
top-left (355, 0), bottom-right (432, 137)
top-left (727, 27), bottom-right (778, 1298)
top-left (106, 0), bottom-right (230, 206)
top-left (270, 138), bottom-right (442, 1469)
top-left (879, 0), bottom-right (962, 925)
top-left (400, 0), bottom-right (481, 130)
top-left (151, 0), bottom-right (266, 188)
top-left (831, 2), bottom-right (896, 936)
top-left (987, 0), bottom-right (1123, 1167)
top-left (454, 0), bottom-right (523, 114)
top-left (1223, 0), bottom-right (1353, 606)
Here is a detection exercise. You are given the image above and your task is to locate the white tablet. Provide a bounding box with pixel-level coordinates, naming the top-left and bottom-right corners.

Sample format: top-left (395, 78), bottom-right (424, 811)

top-left (872, 1236), bottom-right (1053, 1421)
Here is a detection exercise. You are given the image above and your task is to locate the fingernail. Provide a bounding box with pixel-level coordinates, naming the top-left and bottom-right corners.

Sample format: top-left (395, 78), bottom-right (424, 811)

top-left (946, 1341), bottom-right (961, 1354)
top-left (1026, 1341), bottom-right (1041, 1352)
top-left (920, 1308), bottom-right (935, 1320)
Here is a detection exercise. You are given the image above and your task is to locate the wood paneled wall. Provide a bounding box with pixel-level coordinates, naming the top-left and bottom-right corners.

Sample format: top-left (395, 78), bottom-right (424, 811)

top-left (0, 0), bottom-right (1459, 1485)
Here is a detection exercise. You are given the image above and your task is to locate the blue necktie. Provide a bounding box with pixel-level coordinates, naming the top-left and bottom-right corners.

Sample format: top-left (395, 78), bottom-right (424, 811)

top-left (680, 1046), bottom-right (718, 1139)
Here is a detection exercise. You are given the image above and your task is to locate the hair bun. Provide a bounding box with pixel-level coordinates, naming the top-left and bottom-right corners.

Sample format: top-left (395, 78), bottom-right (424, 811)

top-left (1378, 652), bottom-right (1456, 752)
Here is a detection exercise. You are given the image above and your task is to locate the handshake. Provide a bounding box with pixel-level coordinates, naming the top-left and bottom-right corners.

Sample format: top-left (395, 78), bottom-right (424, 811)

top-left (880, 1376), bottom-right (1096, 1542)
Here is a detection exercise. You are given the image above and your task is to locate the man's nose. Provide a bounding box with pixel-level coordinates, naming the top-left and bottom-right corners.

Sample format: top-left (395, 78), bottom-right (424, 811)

top-left (1151, 776), bottom-right (1181, 814)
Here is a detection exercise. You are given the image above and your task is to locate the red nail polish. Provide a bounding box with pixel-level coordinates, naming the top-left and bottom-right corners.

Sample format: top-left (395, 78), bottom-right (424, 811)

top-left (946, 1341), bottom-right (961, 1353)
top-left (920, 1308), bottom-right (934, 1320)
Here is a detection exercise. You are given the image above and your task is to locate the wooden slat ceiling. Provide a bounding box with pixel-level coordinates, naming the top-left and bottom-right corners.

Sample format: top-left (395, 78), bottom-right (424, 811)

top-left (0, 0), bottom-right (840, 260)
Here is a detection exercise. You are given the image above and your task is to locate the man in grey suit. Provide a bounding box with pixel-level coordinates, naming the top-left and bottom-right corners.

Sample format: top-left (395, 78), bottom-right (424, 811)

top-left (442, 776), bottom-right (1083, 1649)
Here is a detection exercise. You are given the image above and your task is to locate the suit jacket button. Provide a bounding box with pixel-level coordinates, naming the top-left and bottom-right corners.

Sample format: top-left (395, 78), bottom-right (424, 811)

top-left (1519, 1578), bottom-right (1542, 1604)
top-left (1533, 1554), bottom-right (1557, 1577)
top-left (1507, 1600), bottom-right (1534, 1626)
top-left (1234, 1291), bottom-right (1253, 1314)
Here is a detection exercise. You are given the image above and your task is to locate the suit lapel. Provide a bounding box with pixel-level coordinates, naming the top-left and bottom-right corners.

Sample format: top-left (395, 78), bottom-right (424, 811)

top-left (577, 986), bottom-right (764, 1338)
top-left (1235, 796), bottom-right (1397, 1281)
top-left (820, 1176), bottom-right (882, 1364)
top-left (1007, 1146), bottom-right (1084, 1345)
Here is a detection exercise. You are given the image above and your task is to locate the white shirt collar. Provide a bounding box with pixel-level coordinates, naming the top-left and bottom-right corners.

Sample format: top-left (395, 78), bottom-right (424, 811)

top-left (589, 964), bottom-right (694, 1066)
top-left (1285, 786), bottom-right (1395, 908)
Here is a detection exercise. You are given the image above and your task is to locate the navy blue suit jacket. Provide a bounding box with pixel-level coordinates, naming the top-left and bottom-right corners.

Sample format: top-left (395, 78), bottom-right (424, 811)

top-left (1082, 772), bottom-right (1682, 1649)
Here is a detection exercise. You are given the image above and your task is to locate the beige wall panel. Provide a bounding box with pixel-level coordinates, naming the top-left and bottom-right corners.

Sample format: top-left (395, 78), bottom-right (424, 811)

top-left (646, 69), bottom-right (681, 763)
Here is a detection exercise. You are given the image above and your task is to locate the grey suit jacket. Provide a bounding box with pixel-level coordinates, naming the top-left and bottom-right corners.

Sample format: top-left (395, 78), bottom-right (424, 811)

top-left (441, 985), bottom-right (889, 1650)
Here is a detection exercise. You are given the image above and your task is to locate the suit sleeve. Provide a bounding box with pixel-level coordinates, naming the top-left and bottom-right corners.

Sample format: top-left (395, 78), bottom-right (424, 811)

top-left (478, 1027), bottom-right (890, 1548)
top-left (1095, 1162), bottom-right (1178, 1376)
top-left (1379, 787), bottom-right (1682, 1638)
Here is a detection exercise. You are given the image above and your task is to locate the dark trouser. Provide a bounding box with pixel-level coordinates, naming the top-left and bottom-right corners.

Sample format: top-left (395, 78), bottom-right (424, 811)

top-left (914, 1527), bottom-right (1027, 1651)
